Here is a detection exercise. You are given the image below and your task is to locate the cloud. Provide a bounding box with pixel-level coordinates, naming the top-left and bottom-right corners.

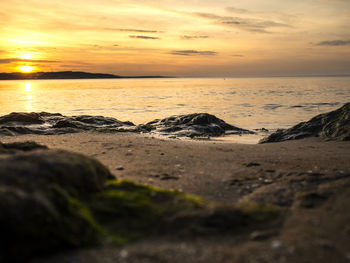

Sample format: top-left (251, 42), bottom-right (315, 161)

top-left (129, 35), bottom-right (160, 40)
top-left (116, 28), bottom-right (163, 33)
top-left (316, 39), bottom-right (350, 46)
top-left (225, 7), bottom-right (249, 14)
top-left (170, 50), bottom-right (217, 56)
top-left (181, 35), bottom-right (209, 40)
top-left (232, 54), bottom-right (244, 57)
top-left (0, 58), bottom-right (59, 64)
top-left (194, 12), bottom-right (291, 33)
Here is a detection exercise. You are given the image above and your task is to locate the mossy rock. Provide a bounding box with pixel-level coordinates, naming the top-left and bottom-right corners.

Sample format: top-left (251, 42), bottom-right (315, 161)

top-left (0, 186), bottom-right (102, 263)
top-left (0, 147), bottom-right (281, 262)
top-left (0, 149), bottom-right (114, 262)
top-left (0, 149), bottom-right (114, 198)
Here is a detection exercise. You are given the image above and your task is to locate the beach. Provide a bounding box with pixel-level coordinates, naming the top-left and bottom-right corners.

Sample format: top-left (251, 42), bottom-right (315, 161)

top-left (2, 131), bottom-right (350, 263)
top-left (2, 133), bottom-right (350, 203)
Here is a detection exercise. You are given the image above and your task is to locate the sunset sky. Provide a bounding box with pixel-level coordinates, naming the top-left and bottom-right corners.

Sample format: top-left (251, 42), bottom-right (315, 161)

top-left (1, 0), bottom-right (350, 77)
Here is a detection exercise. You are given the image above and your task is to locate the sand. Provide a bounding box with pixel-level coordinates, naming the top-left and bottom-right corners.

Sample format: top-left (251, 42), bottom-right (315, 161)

top-left (2, 132), bottom-right (349, 203)
top-left (2, 132), bottom-right (350, 263)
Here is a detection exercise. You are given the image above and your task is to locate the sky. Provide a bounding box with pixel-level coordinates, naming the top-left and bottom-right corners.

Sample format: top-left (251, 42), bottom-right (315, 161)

top-left (1, 0), bottom-right (350, 77)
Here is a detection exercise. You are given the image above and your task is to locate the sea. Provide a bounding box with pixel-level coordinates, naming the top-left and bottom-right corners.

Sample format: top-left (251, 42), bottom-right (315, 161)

top-left (0, 77), bottom-right (349, 133)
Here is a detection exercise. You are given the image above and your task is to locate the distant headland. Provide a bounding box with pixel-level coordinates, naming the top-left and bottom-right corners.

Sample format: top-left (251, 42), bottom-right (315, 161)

top-left (0, 71), bottom-right (170, 80)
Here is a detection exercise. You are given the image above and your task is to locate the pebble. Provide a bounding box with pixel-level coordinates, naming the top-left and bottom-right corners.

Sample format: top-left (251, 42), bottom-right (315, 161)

top-left (250, 231), bottom-right (272, 241)
top-left (246, 162), bottom-right (261, 167)
top-left (264, 179), bottom-right (273, 184)
top-left (271, 240), bottom-right (283, 249)
top-left (120, 249), bottom-right (129, 258)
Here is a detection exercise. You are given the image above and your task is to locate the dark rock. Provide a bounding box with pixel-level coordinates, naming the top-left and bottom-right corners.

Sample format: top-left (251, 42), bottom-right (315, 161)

top-left (0, 112), bottom-right (252, 139)
top-left (298, 192), bottom-right (329, 208)
top-left (0, 149), bottom-right (114, 262)
top-left (260, 103), bottom-right (350, 143)
top-left (0, 112), bottom-right (45, 125)
top-left (53, 119), bottom-right (88, 129)
top-left (53, 116), bottom-right (135, 130)
top-left (0, 112), bottom-right (136, 136)
top-left (246, 162), bottom-right (261, 167)
top-left (0, 186), bottom-right (101, 262)
top-left (1, 141), bottom-right (48, 151)
top-left (146, 113), bottom-right (254, 138)
top-left (250, 230), bottom-right (276, 241)
top-left (0, 150), bottom-right (114, 197)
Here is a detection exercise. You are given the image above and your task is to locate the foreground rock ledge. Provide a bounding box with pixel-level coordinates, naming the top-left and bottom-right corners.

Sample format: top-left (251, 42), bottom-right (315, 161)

top-left (260, 102), bottom-right (350, 143)
top-left (0, 142), bottom-right (279, 263)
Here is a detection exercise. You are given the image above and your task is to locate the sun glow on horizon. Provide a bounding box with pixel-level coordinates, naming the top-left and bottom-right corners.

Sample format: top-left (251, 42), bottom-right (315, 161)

top-left (18, 66), bottom-right (35, 73)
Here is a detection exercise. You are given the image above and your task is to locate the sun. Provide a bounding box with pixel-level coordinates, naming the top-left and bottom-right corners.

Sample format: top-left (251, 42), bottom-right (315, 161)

top-left (18, 66), bottom-right (35, 73)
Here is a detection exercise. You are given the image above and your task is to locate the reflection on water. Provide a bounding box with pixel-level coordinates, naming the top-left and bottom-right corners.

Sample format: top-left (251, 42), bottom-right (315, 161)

top-left (24, 82), bottom-right (33, 112)
top-left (0, 77), bottom-right (349, 130)
top-left (25, 82), bottom-right (31, 92)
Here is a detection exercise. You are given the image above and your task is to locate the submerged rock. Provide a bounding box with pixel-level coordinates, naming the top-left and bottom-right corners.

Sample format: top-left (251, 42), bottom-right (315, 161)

top-left (146, 113), bottom-right (254, 138)
top-left (260, 103), bottom-right (350, 143)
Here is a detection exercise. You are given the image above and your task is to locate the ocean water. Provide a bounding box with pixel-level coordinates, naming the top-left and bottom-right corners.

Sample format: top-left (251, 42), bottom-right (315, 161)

top-left (0, 77), bottom-right (349, 131)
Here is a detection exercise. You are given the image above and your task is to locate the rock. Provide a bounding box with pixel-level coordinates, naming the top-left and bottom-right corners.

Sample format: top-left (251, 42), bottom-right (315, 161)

top-left (250, 230), bottom-right (276, 241)
top-left (297, 192), bottom-right (329, 208)
top-left (146, 113), bottom-right (254, 138)
top-left (52, 115), bottom-right (134, 130)
top-left (246, 162), bottom-right (261, 167)
top-left (0, 186), bottom-right (101, 262)
top-left (0, 112), bottom-right (136, 136)
top-left (0, 143), bottom-right (280, 262)
top-left (0, 112), bottom-right (45, 125)
top-left (0, 149), bottom-right (114, 197)
top-left (1, 141), bottom-right (48, 152)
top-left (0, 148), bottom-right (113, 262)
top-left (0, 112), bottom-right (253, 139)
top-left (260, 103), bottom-right (350, 143)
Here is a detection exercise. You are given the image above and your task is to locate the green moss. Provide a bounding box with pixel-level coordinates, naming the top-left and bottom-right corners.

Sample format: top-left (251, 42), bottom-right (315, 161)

top-left (88, 180), bottom-right (203, 241)
top-left (88, 180), bottom-right (280, 240)
top-left (235, 202), bottom-right (280, 223)
top-left (49, 186), bottom-right (104, 247)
